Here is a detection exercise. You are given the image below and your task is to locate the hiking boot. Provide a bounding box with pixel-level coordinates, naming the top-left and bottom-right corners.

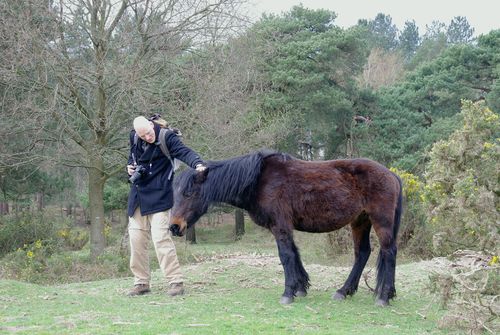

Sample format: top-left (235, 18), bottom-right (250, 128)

top-left (127, 284), bottom-right (150, 296)
top-left (167, 283), bottom-right (185, 296)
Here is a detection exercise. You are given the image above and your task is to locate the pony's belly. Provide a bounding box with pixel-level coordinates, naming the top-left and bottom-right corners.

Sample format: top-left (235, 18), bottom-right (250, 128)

top-left (294, 220), bottom-right (348, 233)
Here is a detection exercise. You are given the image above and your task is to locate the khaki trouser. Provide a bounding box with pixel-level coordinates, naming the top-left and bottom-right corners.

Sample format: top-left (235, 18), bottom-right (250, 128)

top-left (129, 208), bottom-right (183, 286)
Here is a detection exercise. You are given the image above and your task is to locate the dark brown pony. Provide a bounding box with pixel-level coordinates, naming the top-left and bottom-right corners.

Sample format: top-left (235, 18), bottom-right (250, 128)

top-left (170, 150), bottom-right (403, 306)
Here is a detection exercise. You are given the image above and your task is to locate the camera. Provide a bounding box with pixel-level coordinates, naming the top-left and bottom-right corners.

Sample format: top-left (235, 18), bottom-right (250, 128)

top-left (129, 165), bottom-right (146, 184)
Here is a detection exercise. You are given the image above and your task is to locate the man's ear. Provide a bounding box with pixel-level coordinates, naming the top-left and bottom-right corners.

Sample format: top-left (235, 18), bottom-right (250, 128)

top-left (194, 167), bottom-right (209, 184)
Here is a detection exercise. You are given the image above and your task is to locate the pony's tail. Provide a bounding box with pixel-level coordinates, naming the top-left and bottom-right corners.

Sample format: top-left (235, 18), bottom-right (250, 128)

top-left (375, 173), bottom-right (403, 300)
top-left (393, 174), bottom-right (403, 240)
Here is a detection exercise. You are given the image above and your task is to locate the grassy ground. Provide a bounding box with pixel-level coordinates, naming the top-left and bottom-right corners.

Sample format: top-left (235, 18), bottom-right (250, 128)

top-left (0, 222), bottom-right (450, 334)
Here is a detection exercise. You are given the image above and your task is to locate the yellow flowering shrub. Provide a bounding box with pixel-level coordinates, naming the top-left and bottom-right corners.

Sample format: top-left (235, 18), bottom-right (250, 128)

top-left (58, 227), bottom-right (89, 251)
top-left (423, 100), bottom-right (499, 256)
top-left (389, 167), bottom-right (423, 199)
top-left (389, 167), bottom-right (431, 254)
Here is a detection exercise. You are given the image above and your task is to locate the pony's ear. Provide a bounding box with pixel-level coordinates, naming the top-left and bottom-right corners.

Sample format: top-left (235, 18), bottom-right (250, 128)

top-left (194, 167), bottom-right (209, 184)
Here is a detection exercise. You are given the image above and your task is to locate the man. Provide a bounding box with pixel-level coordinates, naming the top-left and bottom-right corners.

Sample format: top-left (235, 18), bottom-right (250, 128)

top-left (126, 116), bottom-right (206, 297)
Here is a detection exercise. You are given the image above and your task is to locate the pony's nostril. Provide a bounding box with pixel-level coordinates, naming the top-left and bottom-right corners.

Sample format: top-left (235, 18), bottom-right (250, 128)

top-left (170, 224), bottom-right (180, 236)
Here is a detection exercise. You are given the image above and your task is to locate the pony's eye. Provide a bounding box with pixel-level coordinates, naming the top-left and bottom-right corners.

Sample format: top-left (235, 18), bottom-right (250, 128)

top-left (183, 190), bottom-right (193, 198)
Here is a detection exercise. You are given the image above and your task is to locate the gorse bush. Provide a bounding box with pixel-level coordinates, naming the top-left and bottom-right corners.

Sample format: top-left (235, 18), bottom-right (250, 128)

top-left (0, 211), bottom-right (108, 284)
top-left (389, 167), bottom-right (432, 256)
top-left (0, 212), bottom-right (129, 284)
top-left (0, 212), bottom-right (62, 256)
top-left (57, 226), bottom-right (89, 251)
top-left (423, 100), bottom-right (499, 256)
top-left (1, 239), bottom-right (57, 283)
top-left (1, 244), bottom-right (130, 284)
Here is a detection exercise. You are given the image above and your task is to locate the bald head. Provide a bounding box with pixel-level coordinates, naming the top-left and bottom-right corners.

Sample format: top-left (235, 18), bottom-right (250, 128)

top-left (133, 116), bottom-right (156, 143)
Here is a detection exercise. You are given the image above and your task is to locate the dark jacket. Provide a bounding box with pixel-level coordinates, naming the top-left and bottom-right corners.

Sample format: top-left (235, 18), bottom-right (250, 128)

top-left (127, 123), bottom-right (203, 217)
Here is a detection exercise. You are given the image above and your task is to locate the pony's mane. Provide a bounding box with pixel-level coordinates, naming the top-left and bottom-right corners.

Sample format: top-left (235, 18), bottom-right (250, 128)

top-left (204, 150), bottom-right (276, 207)
top-left (174, 149), bottom-right (293, 209)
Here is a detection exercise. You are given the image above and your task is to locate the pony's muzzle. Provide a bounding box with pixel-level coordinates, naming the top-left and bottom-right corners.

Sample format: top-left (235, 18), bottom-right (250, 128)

top-left (169, 217), bottom-right (187, 236)
top-left (169, 224), bottom-right (182, 236)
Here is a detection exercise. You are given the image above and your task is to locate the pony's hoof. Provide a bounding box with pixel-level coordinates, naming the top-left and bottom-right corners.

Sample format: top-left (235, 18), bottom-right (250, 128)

top-left (332, 292), bottom-right (346, 301)
top-left (375, 299), bottom-right (389, 307)
top-left (280, 296), bottom-right (294, 304)
top-left (295, 290), bottom-right (307, 297)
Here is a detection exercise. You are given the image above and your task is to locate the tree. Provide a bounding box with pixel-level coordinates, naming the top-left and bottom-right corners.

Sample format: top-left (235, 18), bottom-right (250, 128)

top-left (356, 30), bottom-right (500, 172)
top-left (167, 35), bottom-right (276, 159)
top-left (447, 16), bottom-right (475, 44)
top-left (423, 20), bottom-right (447, 40)
top-left (407, 33), bottom-right (448, 71)
top-left (251, 6), bottom-right (369, 158)
top-left (480, 30), bottom-right (500, 112)
top-left (0, 3), bottom-right (74, 213)
top-left (1, 0), bottom-right (248, 258)
top-left (234, 208), bottom-right (244, 240)
top-left (365, 13), bottom-right (399, 51)
top-left (398, 20), bottom-right (420, 61)
top-left (358, 48), bottom-right (405, 89)
top-left (0, 165), bottom-right (72, 212)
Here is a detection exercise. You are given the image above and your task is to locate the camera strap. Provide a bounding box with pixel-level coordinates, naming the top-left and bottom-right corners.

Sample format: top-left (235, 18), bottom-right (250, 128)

top-left (157, 128), bottom-right (177, 180)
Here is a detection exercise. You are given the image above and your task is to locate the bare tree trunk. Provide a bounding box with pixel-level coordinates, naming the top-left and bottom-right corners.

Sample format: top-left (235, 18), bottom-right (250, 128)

top-left (0, 202), bottom-right (8, 215)
top-left (35, 192), bottom-right (44, 211)
top-left (186, 225), bottom-right (197, 244)
top-left (87, 31), bottom-right (109, 259)
top-left (235, 208), bottom-right (245, 240)
top-left (88, 159), bottom-right (106, 259)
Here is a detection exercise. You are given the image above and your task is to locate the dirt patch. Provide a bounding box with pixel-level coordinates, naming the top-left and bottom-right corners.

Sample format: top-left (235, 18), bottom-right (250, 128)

top-left (187, 251), bottom-right (279, 265)
top-left (0, 326), bottom-right (42, 333)
top-left (182, 252), bottom-right (456, 296)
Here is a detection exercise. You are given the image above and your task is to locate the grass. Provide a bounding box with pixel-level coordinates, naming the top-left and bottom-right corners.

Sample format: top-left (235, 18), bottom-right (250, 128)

top-left (0, 221), bottom-right (451, 334)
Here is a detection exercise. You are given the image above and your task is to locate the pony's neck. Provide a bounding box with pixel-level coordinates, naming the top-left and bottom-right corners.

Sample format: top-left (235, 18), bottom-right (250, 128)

top-left (209, 177), bottom-right (251, 210)
top-left (206, 155), bottom-right (262, 211)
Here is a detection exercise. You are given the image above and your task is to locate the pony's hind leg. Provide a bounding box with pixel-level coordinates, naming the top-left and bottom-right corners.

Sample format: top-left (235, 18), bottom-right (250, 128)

top-left (371, 214), bottom-right (398, 306)
top-left (271, 226), bottom-right (310, 304)
top-left (333, 216), bottom-right (372, 301)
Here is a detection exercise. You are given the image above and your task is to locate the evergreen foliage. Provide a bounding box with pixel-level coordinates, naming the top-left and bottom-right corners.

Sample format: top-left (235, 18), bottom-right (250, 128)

top-left (356, 31), bottom-right (500, 172)
top-left (446, 16), bottom-right (475, 44)
top-left (398, 20), bottom-right (421, 61)
top-left (406, 33), bottom-right (448, 71)
top-left (362, 13), bottom-right (399, 51)
top-left (251, 5), bottom-right (369, 158)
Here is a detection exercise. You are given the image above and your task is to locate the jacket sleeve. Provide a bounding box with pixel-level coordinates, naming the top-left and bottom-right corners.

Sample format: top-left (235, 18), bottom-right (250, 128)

top-left (164, 131), bottom-right (203, 169)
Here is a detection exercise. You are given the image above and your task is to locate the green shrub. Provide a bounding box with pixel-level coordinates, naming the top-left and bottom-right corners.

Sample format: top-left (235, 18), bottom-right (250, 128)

top-left (56, 226), bottom-right (89, 250)
top-left (1, 244), bottom-right (129, 284)
top-left (1, 239), bottom-right (57, 283)
top-left (423, 100), bottom-right (499, 256)
top-left (0, 212), bottom-right (63, 256)
top-left (0, 211), bottom-right (129, 284)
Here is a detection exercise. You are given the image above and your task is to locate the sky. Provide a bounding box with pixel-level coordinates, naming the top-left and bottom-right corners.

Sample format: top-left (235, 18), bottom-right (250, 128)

top-left (249, 0), bottom-right (500, 37)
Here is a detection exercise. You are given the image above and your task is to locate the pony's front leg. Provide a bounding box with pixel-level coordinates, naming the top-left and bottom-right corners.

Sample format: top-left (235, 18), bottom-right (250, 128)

top-left (271, 226), bottom-right (310, 304)
top-left (334, 218), bottom-right (372, 301)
